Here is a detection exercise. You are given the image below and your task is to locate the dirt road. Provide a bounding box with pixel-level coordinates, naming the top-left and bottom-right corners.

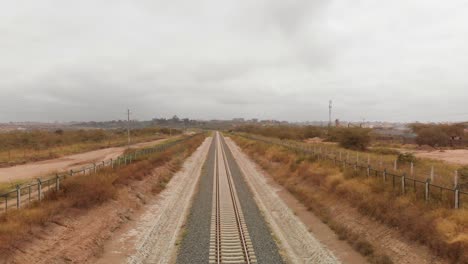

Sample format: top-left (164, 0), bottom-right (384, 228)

top-left (410, 149), bottom-right (468, 165)
top-left (0, 137), bottom-right (172, 184)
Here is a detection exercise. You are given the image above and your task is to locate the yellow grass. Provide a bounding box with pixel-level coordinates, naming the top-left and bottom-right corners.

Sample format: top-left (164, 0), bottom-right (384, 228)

top-left (231, 134), bottom-right (468, 263)
top-left (0, 128), bottom-right (181, 167)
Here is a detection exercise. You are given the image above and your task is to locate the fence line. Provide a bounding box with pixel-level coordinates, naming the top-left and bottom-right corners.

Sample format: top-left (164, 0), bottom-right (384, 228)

top-left (237, 133), bottom-right (467, 209)
top-left (0, 134), bottom-right (200, 213)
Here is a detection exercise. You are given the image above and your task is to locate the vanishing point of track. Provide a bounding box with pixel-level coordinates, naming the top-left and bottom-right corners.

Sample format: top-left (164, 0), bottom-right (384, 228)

top-left (209, 132), bottom-right (257, 264)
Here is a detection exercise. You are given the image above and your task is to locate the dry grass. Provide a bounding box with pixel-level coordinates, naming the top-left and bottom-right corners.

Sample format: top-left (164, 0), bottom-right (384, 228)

top-left (245, 133), bottom-right (461, 188)
top-left (232, 135), bottom-right (468, 263)
top-left (0, 134), bottom-right (205, 255)
top-left (0, 127), bottom-right (181, 167)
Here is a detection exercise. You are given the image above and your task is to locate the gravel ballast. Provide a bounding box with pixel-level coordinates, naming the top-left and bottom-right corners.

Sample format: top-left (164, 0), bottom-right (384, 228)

top-left (177, 135), bottom-right (284, 264)
top-left (176, 139), bottom-right (216, 264)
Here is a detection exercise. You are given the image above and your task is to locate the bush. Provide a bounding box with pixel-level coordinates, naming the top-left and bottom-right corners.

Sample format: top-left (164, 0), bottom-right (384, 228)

top-left (410, 123), bottom-right (465, 147)
top-left (337, 128), bottom-right (371, 151)
top-left (397, 153), bottom-right (416, 164)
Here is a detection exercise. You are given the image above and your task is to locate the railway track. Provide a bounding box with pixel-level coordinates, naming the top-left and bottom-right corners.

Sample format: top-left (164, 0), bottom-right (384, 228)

top-left (209, 132), bottom-right (257, 264)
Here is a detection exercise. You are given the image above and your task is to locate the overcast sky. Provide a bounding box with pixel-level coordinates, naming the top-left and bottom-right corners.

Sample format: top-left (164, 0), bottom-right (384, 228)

top-left (1, 1), bottom-right (467, 123)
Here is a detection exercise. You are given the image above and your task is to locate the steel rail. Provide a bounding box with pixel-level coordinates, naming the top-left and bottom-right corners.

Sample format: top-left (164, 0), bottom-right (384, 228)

top-left (218, 133), bottom-right (252, 264)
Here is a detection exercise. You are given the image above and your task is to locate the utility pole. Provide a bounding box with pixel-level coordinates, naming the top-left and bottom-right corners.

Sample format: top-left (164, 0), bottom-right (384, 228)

top-left (328, 100), bottom-right (332, 127)
top-left (127, 109), bottom-right (131, 149)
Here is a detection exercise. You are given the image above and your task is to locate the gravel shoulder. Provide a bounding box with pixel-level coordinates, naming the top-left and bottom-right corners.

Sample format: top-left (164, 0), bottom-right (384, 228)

top-left (225, 137), bottom-right (340, 264)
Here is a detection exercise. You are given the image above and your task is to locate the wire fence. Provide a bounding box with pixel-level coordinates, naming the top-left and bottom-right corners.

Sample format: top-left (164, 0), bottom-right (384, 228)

top-left (237, 133), bottom-right (467, 210)
top-left (0, 134), bottom-right (199, 213)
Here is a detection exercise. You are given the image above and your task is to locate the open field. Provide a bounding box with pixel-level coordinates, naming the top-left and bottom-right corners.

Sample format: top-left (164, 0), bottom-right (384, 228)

top-left (0, 137), bottom-right (178, 192)
top-left (0, 127), bottom-right (181, 167)
top-left (230, 133), bottom-right (467, 263)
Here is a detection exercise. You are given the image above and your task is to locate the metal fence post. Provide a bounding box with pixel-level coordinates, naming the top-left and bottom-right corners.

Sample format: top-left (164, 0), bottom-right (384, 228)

top-left (16, 185), bottom-right (21, 209)
top-left (454, 170), bottom-right (458, 188)
top-left (454, 185), bottom-right (460, 209)
top-left (383, 169), bottom-right (387, 182)
top-left (37, 179), bottom-right (42, 202)
top-left (425, 179), bottom-right (430, 202)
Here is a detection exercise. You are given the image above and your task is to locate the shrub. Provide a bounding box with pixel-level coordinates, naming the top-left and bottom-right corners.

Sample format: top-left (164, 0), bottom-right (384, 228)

top-left (337, 128), bottom-right (372, 150)
top-left (397, 153), bottom-right (416, 164)
top-left (410, 123), bottom-right (465, 147)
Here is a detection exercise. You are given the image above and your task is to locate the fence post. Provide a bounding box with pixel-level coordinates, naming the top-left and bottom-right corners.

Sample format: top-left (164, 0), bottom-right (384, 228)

top-left (394, 159), bottom-right (397, 171)
top-left (383, 169), bottom-right (387, 182)
top-left (454, 170), bottom-right (458, 188)
top-left (37, 179), bottom-right (42, 202)
top-left (410, 162), bottom-right (414, 176)
top-left (425, 179), bottom-right (430, 202)
top-left (94, 163), bottom-right (97, 173)
top-left (111, 158), bottom-right (114, 169)
top-left (339, 151), bottom-right (342, 161)
top-left (454, 185), bottom-right (460, 209)
top-left (16, 185), bottom-right (21, 209)
top-left (102, 161), bottom-right (105, 167)
top-left (56, 174), bottom-right (60, 191)
top-left (401, 173), bottom-right (406, 195)
top-left (367, 165), bottom-right (370, 177)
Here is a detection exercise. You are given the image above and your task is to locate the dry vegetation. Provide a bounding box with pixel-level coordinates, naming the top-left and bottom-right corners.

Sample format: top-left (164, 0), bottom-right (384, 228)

top-left (0, 127), bottom-right (181, 167)
top-left (0, 133), bottom-right (204, 257)
top-left (236, 124), bottom-right (463, 187)
top-left (231, 135), bottom-right (468, 264)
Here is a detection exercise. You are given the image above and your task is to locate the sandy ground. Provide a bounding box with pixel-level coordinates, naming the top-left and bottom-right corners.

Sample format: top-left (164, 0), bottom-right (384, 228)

top-left (95, 137), bottom-right (212, 264)
top-left (225, 138), bottom-right (341, 264)
top-left (0, 137), bottom-right (171, 184)
top-left (409, 149), bottom-right (468, 165)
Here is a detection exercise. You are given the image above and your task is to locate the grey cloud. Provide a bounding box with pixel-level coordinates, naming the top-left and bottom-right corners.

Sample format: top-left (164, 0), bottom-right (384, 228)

top-left (0, 0), bottom-right (467, 123)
